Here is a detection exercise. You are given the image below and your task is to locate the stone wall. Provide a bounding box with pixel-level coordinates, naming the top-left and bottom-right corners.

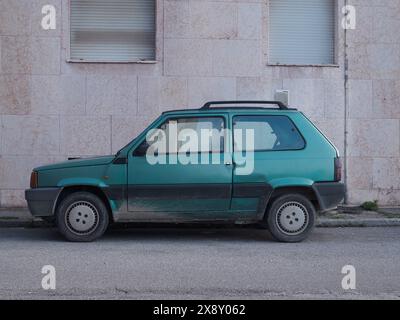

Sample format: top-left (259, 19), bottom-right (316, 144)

top-left (0, 0), bottom-right (398, 207)
top-left (346, 0), bottom-right (400, 204)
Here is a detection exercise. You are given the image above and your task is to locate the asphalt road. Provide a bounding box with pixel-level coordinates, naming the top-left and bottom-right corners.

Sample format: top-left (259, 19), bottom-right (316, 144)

top-left (0, 226), bottom-right (399, 299)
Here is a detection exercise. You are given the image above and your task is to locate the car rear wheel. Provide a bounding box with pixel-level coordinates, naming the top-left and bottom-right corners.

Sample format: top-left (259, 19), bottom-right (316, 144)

top-left (266, 194), bottom-right (315, 243)
top-left (56, 192), bottom-right (109, 242)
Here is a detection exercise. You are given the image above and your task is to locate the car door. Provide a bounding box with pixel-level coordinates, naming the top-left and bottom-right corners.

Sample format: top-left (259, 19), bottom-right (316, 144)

top-left (231, 114), bottom-right (306, 218)
top-left (127, 114), bottom-right (233, 219)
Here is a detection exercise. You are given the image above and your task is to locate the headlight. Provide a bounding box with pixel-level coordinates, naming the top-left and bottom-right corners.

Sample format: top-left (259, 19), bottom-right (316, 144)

top-left (30, 171), bottom-right (38, 188)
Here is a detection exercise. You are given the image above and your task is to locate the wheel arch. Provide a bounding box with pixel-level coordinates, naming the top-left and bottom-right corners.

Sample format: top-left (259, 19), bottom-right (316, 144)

top-left (264, 186), bottom-right (320, 220)
top-left (53, 185), bottom-right (114, 223)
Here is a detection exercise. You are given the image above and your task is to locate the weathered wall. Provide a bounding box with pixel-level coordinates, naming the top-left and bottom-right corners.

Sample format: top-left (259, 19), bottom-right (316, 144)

top-left (346, 0), bottom-right (400, 204)
top-left (0, 0), bottom-right (398, 207)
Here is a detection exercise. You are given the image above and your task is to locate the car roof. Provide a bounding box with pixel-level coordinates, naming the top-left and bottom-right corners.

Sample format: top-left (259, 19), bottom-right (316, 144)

top-left (162, 106), bottom-right (299, 115)
top-left (162, 101), bottom-right (298, 115)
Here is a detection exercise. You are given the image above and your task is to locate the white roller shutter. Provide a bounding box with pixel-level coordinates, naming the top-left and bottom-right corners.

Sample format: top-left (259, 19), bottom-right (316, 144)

top-left (269, 0), bottom-right (335, 65)
top-left (70, 0), bottom-right (156, 62)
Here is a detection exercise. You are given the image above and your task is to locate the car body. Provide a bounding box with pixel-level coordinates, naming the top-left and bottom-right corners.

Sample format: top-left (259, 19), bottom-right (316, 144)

top-left (25, 101), bottom-right (345, 242)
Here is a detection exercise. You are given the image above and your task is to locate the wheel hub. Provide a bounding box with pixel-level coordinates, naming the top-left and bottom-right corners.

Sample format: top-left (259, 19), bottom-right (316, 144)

top-left (65, 201), bottom-right (99, 235)
top-left (276, 201), bottom-right (308, 235)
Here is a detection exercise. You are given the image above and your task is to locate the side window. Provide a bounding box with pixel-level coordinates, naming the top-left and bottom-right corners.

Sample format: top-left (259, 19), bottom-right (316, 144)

top-left (233, 115), bottom-right (305, 152)
top-left (137, 117), bottom-right (225, 155)
top-left (175, 117), bottom-right (225, 153)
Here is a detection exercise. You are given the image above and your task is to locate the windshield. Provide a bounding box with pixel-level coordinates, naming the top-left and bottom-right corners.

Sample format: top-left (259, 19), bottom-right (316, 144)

top-left (115, 137), bottom-right (138, 157)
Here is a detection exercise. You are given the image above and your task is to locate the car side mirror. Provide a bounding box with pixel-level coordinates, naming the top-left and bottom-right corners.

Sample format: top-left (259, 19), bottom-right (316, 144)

top-left (132, 141), bottom-right (149, 157)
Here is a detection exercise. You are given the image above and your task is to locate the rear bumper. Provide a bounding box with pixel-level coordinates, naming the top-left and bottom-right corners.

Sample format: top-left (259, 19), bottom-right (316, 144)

top-left (25, 188), bottom-right (61, 217)
top-left (312, 182), bottom-right (345, 212)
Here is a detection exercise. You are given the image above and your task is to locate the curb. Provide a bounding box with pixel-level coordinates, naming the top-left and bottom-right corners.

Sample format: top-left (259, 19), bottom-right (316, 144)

top-left (0, 219), bottom-right (49, 228)
top-left (317, 218), bottom-right (400, 228)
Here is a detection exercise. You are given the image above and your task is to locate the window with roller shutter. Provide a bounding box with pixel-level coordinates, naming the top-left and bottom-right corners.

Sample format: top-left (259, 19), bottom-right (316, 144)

top-left (69, 0), bottom-right (156, 62)
top-left (269, 0), bottom-right (336, 66)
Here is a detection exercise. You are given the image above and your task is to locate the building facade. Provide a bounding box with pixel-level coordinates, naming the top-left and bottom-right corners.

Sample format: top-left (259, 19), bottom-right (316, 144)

top-left (0, 0), bottom-right (399, 207)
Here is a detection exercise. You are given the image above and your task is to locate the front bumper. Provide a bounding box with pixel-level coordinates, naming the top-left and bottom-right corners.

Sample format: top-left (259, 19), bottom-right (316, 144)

top-left (312, 182), bottom-right (345, 212)
top-left (25, 188), bottom-right (61, 217)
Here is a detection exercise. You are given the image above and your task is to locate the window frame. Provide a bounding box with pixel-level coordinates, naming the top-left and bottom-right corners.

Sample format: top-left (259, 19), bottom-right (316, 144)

top-left (67, 0), bottom-right (159, 64)
top-left (267, 0), bottom-right (339, 67)
top-left (232, 114), bottom-right (307, 153)
top-left (134, 115), bottom-right (228, 156)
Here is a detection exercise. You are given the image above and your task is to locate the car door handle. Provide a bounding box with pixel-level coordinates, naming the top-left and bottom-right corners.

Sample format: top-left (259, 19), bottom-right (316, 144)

top-left (224, 161), bottom-right (236, 166)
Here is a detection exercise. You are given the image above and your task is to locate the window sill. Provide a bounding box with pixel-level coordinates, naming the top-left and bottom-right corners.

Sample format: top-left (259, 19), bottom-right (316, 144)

top-left (66, 59), bottom-right (157, 64)
top-left (267, 63), bottom-right (339, 68)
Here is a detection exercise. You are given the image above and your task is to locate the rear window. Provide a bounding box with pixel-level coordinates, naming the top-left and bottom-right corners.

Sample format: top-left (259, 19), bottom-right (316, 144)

top-left (233, 115), bottom-right (305, 152)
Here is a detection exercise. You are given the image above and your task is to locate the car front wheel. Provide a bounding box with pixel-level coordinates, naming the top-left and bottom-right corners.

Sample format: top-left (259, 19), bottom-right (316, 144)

top-left (56, 191), bottom-right (109, 242)
top-left (266, 194), bottom-right (316, 243)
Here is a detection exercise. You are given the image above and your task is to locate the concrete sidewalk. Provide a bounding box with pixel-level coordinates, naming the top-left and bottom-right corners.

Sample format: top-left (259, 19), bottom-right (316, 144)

top-left (318, 208), bottom-right (400, 227)
top-left (0, 208), bottom-right (46, 228)
top-left (1, 207), bottom-right (400, 228)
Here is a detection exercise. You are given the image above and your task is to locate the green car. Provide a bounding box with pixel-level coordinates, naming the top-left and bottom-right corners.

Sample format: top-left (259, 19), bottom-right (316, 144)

top-left (25, 101), bottom-right (344, 242)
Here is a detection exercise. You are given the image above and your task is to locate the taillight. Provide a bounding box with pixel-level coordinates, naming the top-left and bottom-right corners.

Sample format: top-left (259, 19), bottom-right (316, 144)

top-left (30, 171), bottom-right (38, 188)
top-left (334, 157), bottom-right (342, 182)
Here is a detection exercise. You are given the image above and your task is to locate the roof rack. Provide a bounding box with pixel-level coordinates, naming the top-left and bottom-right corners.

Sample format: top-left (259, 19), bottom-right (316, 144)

top-left (201, 101), bottom-right (288, 110)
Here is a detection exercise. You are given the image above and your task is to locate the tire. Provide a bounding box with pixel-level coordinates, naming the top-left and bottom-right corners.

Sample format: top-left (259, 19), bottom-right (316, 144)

top-left (56, 191), bottom-right (109, 242)
top-left (266, 194), bottom-right (316, 243)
